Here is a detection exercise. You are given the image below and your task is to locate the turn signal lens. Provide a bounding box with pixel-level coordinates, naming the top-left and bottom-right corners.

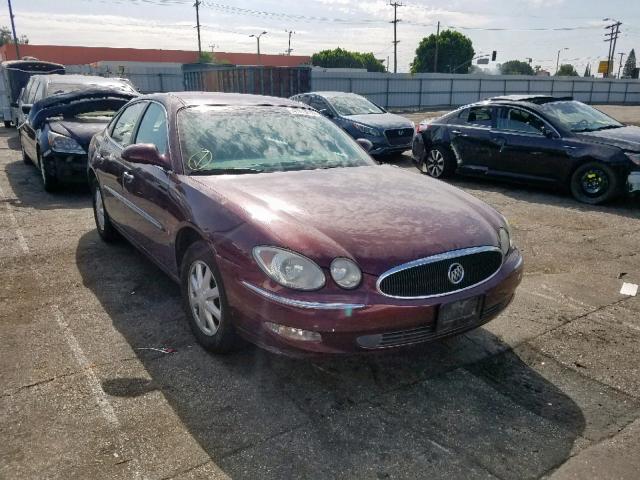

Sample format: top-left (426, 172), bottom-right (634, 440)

top-left (265, 322), bottom-right (322, 342)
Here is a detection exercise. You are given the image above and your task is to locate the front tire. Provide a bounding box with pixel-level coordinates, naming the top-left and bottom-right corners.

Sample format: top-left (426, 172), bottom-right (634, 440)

top-left (570, 162), bottom-right (619, 205)
top-left (92, 180), bottom-right (119, 242)
top-left (180, 241), bottom-right (242, 354)
top-left (38, 151), bottom-right (58, 192)
top-left (20, 139), bottom-right (31, 165)
top-left (421, 145), bottom-right (456, 179)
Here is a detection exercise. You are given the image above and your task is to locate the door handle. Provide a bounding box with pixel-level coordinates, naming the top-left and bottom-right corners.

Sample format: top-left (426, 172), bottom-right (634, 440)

top-left (451, 129), bottom-right (462, 135)
top-left (123, 171), bottom-right (135, 183)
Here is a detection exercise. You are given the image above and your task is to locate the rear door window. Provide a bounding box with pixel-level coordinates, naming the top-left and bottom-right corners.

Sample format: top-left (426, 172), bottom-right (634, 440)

top-left (110, 102), bottom-right (146, 147)
top-left (309, 96), bottom-right (330, 112)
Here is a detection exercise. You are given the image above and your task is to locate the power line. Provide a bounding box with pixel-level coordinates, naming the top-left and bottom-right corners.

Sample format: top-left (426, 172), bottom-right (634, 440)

top-left (390, 1), bottom-right (403, 74)
top-left (603, 20), bottom-right (622, 77)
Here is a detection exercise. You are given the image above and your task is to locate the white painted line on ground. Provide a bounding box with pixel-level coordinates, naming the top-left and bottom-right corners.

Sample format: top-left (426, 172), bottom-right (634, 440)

top-left (0, 183), bottom-right (121, 427)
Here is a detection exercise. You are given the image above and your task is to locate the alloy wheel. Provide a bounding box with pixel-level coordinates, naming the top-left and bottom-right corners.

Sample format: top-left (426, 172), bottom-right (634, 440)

top-left (425, 149), bottom-right (445, 177)
top-left (188, 260), bottom-right (222, 336)
top-left (580, 168), bottom-right (609, 196)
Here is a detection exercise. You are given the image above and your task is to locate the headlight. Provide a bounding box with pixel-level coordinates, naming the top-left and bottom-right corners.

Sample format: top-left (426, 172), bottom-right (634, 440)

top-left (47, 131), bottom-right (85, 154)
top-left (253, 246), bottom-right (325, 291)
top-left (351, 122), bottom-right (381, 137)
top-left (626, 152), bottom-right (640, 166)
top-left (330, 258), bottom-right (362, 289)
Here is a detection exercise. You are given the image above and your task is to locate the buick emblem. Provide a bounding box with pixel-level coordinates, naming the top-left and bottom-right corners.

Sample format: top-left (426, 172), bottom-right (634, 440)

top-left (447, 263), bottom-right (465, 285)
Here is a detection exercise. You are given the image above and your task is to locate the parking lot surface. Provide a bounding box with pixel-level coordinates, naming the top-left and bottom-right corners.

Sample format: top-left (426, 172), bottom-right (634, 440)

top-left (1, 113), bottom-right (640, 479)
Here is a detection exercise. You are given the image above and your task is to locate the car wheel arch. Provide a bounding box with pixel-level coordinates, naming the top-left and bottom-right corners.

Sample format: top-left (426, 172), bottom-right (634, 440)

top-left (175, 226), bottom-right (209, 272)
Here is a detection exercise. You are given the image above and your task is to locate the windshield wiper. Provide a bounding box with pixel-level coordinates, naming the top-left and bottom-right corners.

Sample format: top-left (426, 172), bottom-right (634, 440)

top-left (190, 167), bottom-right (264, 175)
top-left (592, 124), bottom-right (622, 131)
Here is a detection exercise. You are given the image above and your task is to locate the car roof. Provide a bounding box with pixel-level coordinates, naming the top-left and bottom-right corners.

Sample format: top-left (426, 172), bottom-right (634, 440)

top-left (142, 91), bottom-right (311, 109)
top-left (487, 95), bottom-right (574, 106)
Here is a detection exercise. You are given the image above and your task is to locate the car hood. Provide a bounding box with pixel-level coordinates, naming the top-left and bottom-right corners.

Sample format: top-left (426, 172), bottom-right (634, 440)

top-left (576, 125), bottom-right (640, 152)
top-left (192, 165), bottom-right (503, 275)
top-left (48, 119), bottom-right (111, 152)
top-left (344, 112), bottom-right (414, 130)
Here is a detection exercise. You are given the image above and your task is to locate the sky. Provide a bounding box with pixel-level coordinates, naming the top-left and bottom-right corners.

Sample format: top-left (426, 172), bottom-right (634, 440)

top-left (2, 0), bottom-right (640, 74)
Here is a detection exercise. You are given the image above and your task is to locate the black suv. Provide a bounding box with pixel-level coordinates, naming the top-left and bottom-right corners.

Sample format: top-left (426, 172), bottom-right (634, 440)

top-left (412, 95), bottom-right (640, 204)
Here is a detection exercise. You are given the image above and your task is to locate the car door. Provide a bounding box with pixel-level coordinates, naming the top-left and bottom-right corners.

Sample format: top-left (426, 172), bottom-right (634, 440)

top-left (121, 101), bottom-right (178, 268)
top-left (97, 101), bottom-right (147, 229)
top-left (19, 78), bottom-right (41, 160)
top-left (491, 106), bottom-right (570, 184)
top-left (449, 105), bottom-right (499, 174)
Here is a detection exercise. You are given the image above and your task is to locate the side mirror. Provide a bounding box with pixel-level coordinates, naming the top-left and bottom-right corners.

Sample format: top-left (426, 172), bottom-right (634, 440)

top-left (121, 144), bottom-right (171, 170)
top-left (21, 105), bottom-right (31, 114)
top-left (355, 138), bottom-right (374, 152)
top-left (319, 108), bottom-right (334, 118)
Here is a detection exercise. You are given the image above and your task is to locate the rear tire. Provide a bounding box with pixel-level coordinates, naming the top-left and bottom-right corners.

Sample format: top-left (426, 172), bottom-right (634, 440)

top-left (570, 161), bottom-right (619, 205)
top-left (180, 241), bottom-right (242, 354)
top-left (4, 120), bottom-right (12, 129)
top-left (92, 180), bottom-right (119, 242)
top-left (421, 145), bottom-right (456, 179)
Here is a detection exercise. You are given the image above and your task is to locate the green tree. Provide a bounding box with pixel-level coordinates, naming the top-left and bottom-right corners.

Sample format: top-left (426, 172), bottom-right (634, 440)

top-left (311, 48), bottom-right (385, 72)
top-left (622, 49), bottom-right (636, 78)
top-left (411, 30), bottom-right (474, 74)
top-left (500, 60), bottom-right (534, 75)
top-left (556, 64), bottom-right (579, 76)
top-left (0, 26), bottom-right (28, 46)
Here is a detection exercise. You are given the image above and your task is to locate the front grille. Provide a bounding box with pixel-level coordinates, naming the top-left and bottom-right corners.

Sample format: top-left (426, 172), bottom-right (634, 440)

top-left (378, 248), bottom-right (503, 298)
top-left (385, 128), bottom-right (414, 146)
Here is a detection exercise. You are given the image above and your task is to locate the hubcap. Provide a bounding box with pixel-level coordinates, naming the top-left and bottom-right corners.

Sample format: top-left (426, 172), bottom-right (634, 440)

top-left (188, 260), bottom-right (222, 336)
top-left (425, 149), bottom-right (445, 177)
top-left (95, 188), bottom-right (105, 231)
top-left (581, 168), bottom-right (608, 196)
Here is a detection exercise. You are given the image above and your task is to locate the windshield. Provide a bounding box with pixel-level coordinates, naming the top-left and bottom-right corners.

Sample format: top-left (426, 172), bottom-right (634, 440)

top-left (178, 106), bottom-right (375, 175)
top-left (47, 82), bottom-right (136, 96)
top-left (539, 101), bottom-right (623, 133)
top-left (326, 95), bottom-right (385, 116)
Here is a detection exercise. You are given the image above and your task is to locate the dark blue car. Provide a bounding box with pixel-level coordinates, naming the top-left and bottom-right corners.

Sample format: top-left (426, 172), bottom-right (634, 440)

top-left (412, 96), bottom-right (640, 205)
top-left (290, 91), bottom-right (414, 156)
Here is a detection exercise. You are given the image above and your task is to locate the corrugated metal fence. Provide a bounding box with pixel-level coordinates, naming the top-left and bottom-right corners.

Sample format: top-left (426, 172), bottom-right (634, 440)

top-left (183, 65), bottom-right (310, 97)
top-left (311, 71), bottom-right (640, 109)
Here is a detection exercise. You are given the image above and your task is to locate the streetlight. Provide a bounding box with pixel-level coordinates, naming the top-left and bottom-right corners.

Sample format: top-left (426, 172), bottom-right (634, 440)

top-left (556, 47), bottom-right (569, 75)
top-left (249, 31), bottom-right (267, 57)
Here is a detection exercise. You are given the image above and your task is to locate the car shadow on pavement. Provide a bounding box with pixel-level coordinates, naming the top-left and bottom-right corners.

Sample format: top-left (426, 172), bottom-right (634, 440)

top-left (2, 159), bottom-right (90, 210)
top-left (76, 231), bottom-right (587, 480)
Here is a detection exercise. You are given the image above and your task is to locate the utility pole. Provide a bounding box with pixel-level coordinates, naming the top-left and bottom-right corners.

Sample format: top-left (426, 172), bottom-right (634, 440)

top-left (7, 0), bottom-right (20, 59)
top-left (603, 19), bottom-right (622, 77)
top-left (433, 20), bottom-right (440, 72)
top-left (389, 2), bottom-right (403, 74)
top-left (617, 52), bottom-right (625, 78)
top-left (285, 30), bottom-right (295, 56)
top-left (194, 0), bottom-right (202, 58)
top-left (556, 47), bottom-right (568, 75)
top-left (209, 44), bottom-right (218, 54)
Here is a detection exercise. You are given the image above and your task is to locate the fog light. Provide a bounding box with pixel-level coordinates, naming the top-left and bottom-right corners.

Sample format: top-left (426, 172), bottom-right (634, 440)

top-left (264, 322), bottom-right (321, 342)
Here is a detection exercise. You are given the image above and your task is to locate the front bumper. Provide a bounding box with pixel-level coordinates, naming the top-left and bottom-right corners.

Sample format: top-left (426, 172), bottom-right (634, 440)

top-left (220, 249), bottom-right (524, 356)
top-left (42, 150), bottom-right (89, 184)
top-left (628, 171), bottom-right (640, 193)
top-left (370, 142), bottom-right (412, 156)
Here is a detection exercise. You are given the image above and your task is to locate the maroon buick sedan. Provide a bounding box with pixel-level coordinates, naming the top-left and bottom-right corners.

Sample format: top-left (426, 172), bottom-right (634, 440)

top-left (87, 92), bottom-right (523, 356)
